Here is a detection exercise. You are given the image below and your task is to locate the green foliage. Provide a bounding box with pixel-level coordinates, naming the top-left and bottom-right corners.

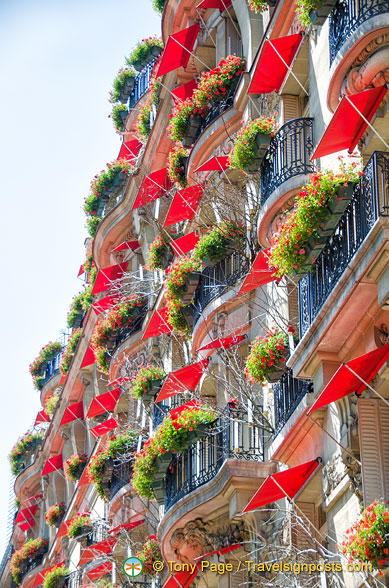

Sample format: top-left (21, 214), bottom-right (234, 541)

top-left (67, 513), bottom-right (92, 539)
top-left (29, 341), bottom-right (63, 390)
top-left (9, 430), bottom-right (45, 476)
top-left (111, 103), bottom-right (128, 132)
top-left (228, 116), bottom-right (278, 172)
top-left (109, 66), bottom-right (136, 103)
top-left (194, 221), bottom-right (244, 263)
top-left (60, 329), bottom-right (82, 375)
top-left (145, 235), bottom-right (172, 270)
top-left (127, 36), bottom-right (163, 68)
top-left (45, 392), bottom-right (59, 415)
top-left (129, 365), bottom-right (165, 400)
top-left (152, 0), bottom-right (166, 13)
top-left (244, 329), bottom-right (288, 384)
top-left (167, 143), bottom-right (189, 187)
top-left (43, 565), bottom-right (70, 588)
top-left (11, 538), bottom-right (48, 585)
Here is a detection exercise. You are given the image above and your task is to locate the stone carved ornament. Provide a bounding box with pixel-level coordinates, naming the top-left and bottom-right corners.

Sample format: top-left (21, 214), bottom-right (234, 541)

top-left (120, 348), bottom-right (148, 380)
top-left (322, 453), bottom-right (346, 497)
top-left (341, 44), bottom-right (389, 96)
top-left (374, 323), bottom-right (389, 347)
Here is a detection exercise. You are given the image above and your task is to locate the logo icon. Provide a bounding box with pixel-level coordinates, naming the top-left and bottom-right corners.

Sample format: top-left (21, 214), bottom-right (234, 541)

top-left (123, 557), bottom-right (143, 577)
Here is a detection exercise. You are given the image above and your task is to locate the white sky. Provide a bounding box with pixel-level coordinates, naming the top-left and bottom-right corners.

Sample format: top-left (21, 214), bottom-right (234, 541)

top-left (0, 0), bottom-right (161, 554)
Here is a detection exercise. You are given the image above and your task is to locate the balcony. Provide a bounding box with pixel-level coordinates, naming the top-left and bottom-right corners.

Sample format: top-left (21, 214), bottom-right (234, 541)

top-left (40, 350), bottom-right (63, 388)
top-left (20, 545), bottom-right (48, 584)
top-left (272, 370), bottom-right (313, 437)
top-left (66, 571), bottom-right (82, 588)
top-left (193, 250), bottom-right (248, 326)
top-left (260, 118), bottom-right (315, 205)
top-left (128, 60), bottom-right (156, 111)
top-left (153, 396), bottom-right (183, 428)
top-left (109, 456), bottom-right (133, 501)
top-left (86, 519), bottom-right (109, 546)
top-left (108, 306), bottom-right (148, 366)
top-left (329, 0), bottom-right (389, 65)
top-left (298, 151), bottom-right (389, 337)
top-left (188, 94), bottom-right (235, 148)
top-left (164, 407), bottom-right (264, 511)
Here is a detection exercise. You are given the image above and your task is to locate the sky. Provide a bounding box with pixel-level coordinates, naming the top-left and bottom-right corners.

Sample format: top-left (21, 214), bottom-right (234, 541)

top-left (0, 0), bottom-right (161, 554)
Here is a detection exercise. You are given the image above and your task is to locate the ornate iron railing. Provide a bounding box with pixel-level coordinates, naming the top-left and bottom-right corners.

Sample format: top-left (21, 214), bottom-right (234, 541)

top-left (128, 60), bottom-right (157, 111)
top-left (40, 350), bottom-right (63, 388)
top-left (260, 118), bottom-right (315, 204)
top-left (86, 519), bottom-right (109, 546)
top-left (110, 457), bottom-right (134, 500)
top-left (193, 251), bottom-right (249, 326)
top-left (329, 0), bottom-right (389, 64)
top-left (153, 395), bottom-right (185, 428)
top-left (112, 307), bottom-right (148, 350)
top-left (20, 547), bottom-right (48, 583)
top-left (165, 407), bottom-right (265, 511)
top-left (299, 151), bottom-right (389, 337)
top-left (0, 543), bottom-right (13, 580)
top-left (273, 370), bottom-right (313, 436)
top-left (67, 571), bottom-right (82, 588)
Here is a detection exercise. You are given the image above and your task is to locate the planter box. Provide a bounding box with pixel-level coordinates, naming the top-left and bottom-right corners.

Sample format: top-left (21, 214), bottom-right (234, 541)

top-left (181, 272), bottom-right (200, 305)
top-left (181, 305), bottom-right (194, 330)
top-left (327, 183), bottom-right (355, 215)
top-left (133, 59), bottom-right (148, 71)
top-left (119, 109), bottom-right (128, 125)
top-left (154, 452), bottom-right (173, 480)
top-left (309, 0), bottom-right (338, 24)
top-left (52, 576), bottom-right (68, 588)
top-left (185, 422), bottom-right (215, 445)
top-left (161, 248), bottom-right (174, 270)
top-left (119, 77), bottom-right (135, 103)
top-left (151, 46), bottom-right (162, 58)
top-left (101, 457), bottom-right (115, 484)
top-left (302, 234), bottom-right (328, 268)
top-left (73, 462), bottom-right (86, 481)
top-left (246, 133), bottom-right (272, 173)
top-left (74, 525), bottom-right (92, 542)
top-left (142, 379), bottom-right (163, 403)
top-left (267, 366), bottom-right (286, 384)
top-left (112, 170), bottom-right (126, 189)
top-left (53, 513), bottom-right (65, 528)
top-left (152, 479), bottom-right (166, 505)
top-left (182, 117), bottom-right (202, 148)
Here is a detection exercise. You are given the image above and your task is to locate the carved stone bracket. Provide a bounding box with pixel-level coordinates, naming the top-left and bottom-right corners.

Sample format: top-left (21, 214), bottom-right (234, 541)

top-left (341, 44), bottom-right (389, 97)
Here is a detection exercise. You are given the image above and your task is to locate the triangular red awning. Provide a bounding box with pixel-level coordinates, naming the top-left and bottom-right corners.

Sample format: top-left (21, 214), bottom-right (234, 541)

top-left (59, 374), bottom-right (66, 385)
top-left (86, 562), bottom-right (113, 581)
top-left (311, 86), bottom-right (387, 159)
top-left (77, 466), bottom-right (93, 488)
top-left (60, 401), bottom-right (84, 426)
top-left (34, 410), bottom-right (50, 426)
top-left (78, 263), bottom-right (85, 277)
top-left (163, 570), bottom-right (198, 588)
top-left (196, 0), bottom-right (232, 8)
top-left (169, 399), bottom-right (203, 420)
top-left (79, 537), bottom-right (117, 566)
top-left (132, 168), bottom-right (172, 210)
top-left (25, 493), bottom-right (43, 503)
top-left (90, 418), bottom-right (118, 438)
top-left (32, 562), bottom-right (65, 588)
top-left (42, 454), bottom-right (63, 476)
top-left (111, 240), bottom-right (140, 252)
top-left (171, 79), bottom-right (198, 102)
top-left (248, 34), bottom-right (303, 94)
top-left (19, 520), bottom-right (35, 531)
top-left (108, 519), bottom-right (144, 536)
top-left (86, 388), bottom-right (122, 419)
top-left (156, 24), bottom-right (200, 78)
top-left (142, 308), bottom-right (172, 340)
top-left (170, 232), bottom-right (200, 256)
top-left (117, 139), bottom-right (142, 162)
top-left (80, 345), bottom-right (96, 369)
top-left (15, 504), bottom-right (38, 524)
top-left (308, 344), bottom-right (389, 414)
top-left (108, 376), bottom-right (129, 387)
top-left (155, 359), bottom-right (209, 403)
top-left (197, 334), bottom-right (246, 352)
top-left (242, 459), bottom-right (321, 512)
top-left (92, 295), bottom-right (118, 315)
top-left (91, 263), bottom-right (128, 296)
top-left (238, 250), bottom-right (278, 294)
top-left (163, 185), bottom-right (203, 227)
top-left (194, 156), bottom-right (229, 173)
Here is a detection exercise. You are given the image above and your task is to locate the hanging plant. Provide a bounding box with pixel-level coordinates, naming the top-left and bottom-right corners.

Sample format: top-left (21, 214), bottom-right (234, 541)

top-left (67, 290), bottom-right (91, 328)
top-left (248, 0), bottom-right (271, 12)
top-left (29, 341), bottom-right (63, 390)
top-left (9, 431), bottom-right (45, 476)
top-left (164, 256), bottom-right (202, 301)
top-left (109, 66), bottom-right (137, 104)
top-left (10, 538), bottom-right (48, 585)
top-left (136, 79), bottom-right (161, 142)
top-left (167, 143), bottom-right (190, 187)
top-left (152, 0), bottom-right (166, 14)
top-left (127, 36), bottom-right (164, 70)
top-left (145, 235), bottom-right (173, 270)
top-left (340, 501), bottom-right (389, 571)
top-left (244, 329), bottom-right (288, 384)
top-left (67, 513), bottom-right (92, 539)
top-left (228, 115), bottom-right (278, 173)
top-left (43, 565), bottom-right (70, 588)
top-left (45, 502), bottom-right (66, 527)
top-left (166, 300), bottom-right (192, 339)
top-left (45, 392), bottom-right (59, 416)
top-left (64, 453), bottom-right (88, 482)
top-left (111, 104), bottom-right (129, 133)
top-left (167, 99), bottom-right (204, 143)
top-left (193, 220), bottom-right (244, 264)
top-left (84, 159), bottom-right (133, 218)
top-left (129, 365), bottom-right (166, 400)
top-left (136, 536), bottom-right (162, 576)
top-left (60, 329), bottom-right (83, 375)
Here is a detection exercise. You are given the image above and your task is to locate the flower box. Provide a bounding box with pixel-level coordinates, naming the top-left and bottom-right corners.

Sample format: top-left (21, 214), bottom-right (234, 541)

top-left (101, 457), bottom-right (115, 484)
top-left (151, 479), bottom-right (166, 505)
top-left (181, 305), bottom-right (194, 329)
top-left (151, 46), bottom-right (162, 58)
top-left (111, 170), bottom-right (127, 189)
top-left (119, 77), bottom-right (135, 103)
top-left (327, 183), bottom-right (355, 215)
top-left (186, 422), bottom-right (214, 444)
top-left (267, 366), bottom-right (286, 383)
top-left (181, 272), bottom-right (200, 305)
top-left (182, 116), bottom-right (202, 148)
top-left (73, 462), bottom-right (86, 481)
top-left (142, 379), bottom-right (163, 403)
top-left (309, 0), bottom-right (338, 24)
top-left (301, 234), bottom-right (328, 268)
top-left (132, 59), bottom-right (147, 71)
top-left (53, 513), bottom-right (65, 528)
top-left (119, 109), bottom-right (128, 125)
top-left (246, 133), bottom-right (272, 173)
top-left (154, 452), bottom-right (173, 480)
top-left (161, 249), bottom-right (174, 270)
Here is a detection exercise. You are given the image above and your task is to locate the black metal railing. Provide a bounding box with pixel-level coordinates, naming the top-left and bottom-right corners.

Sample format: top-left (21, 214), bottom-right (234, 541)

top-left (153, 395), bottom-right (184, 428)
top-left (193, 251), bottom-right (249, 326)
top-left (67, 571), bottom-right (82, 588)
top-left (329, 0), bottom-right (389, 64)
top-left (112, 308), bottom-right (148, 350)
top-left (40, 351), bottom-right (63, 388)
top-left (273, 370), bottom-right (313, 436)
top-left (20, 549), bottom-right (48, 583)
top-left (128, 60), bottom-right (157, 110)
top-left (197, 94), bottom-right (235, 139)
top-left (0, 543), bottom-right (13, 580)
top-left (299, 151), bottom-right (389, 337)
top-left (260, 118), bottom-right (315, 204)
top-left (165, 407), bottom-right (264, 511)
top-left (110, 457), bottom-right (134, 500)
top-left (86, 519), bottom-right (109, 546)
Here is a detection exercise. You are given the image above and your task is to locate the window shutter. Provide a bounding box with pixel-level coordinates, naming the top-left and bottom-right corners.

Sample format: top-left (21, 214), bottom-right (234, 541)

top-left (229, 568), bottom-right (247, 588)
top-left (292, 502), bottom-right (318, 554)
top-left (282, 94), bottom-right (300, 124)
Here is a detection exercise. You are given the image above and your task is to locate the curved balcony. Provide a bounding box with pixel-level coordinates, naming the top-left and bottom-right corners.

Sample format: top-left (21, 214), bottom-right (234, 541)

top-left (19, 544), bottom-right (48, 585)
top-left (272, 370), bottom-right (313, 437)
top-left (329, 0), bottom-right (389, 66)
top-left (108, 306), bottom-right (148, 371)
top-left (86, 519), bottom-right (109, 545)
top-left (109, 457), bottom-right (133, 501)
top-left (40, 351), bottom-right (63, 390)
top-left (127, 60), bottom-right (157, 111)
top-left (193, 251), bottom-right (248, 327)
top-left (260, 118), bottom-right (315, 205)
top-left (164, 407), bottom-right (264, 511)
top-left (298, 151), bottom-right (389, 338)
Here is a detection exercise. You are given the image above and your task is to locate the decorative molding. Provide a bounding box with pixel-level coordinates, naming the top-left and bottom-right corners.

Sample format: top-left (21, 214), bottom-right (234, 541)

top-left (322, 453), bottom-right (346, 498)
top-left (374, 323), bottom-right (389, 346)
top-left (341, 45), bottom-right (389, 96)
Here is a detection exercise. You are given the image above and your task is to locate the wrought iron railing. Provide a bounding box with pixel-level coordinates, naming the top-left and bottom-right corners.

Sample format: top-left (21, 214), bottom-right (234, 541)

top-left (112, 308), bottom-right (148, 350)
top-left (86, 519), bottom-right (109, 546)
top-left (0, 543), bottom-right (13, 580)
top-left (66, 571), bottom-right (82, 588)
top-left (110, 457), bottom-right (134, 500)
top-left (260, 118), bottom-right (315, 204)
top-left (128, 60), bottom-right (157, 110)
top-left (40, 350), bottom-right (63, 388)
top-left (299, 151), bottom-right (389, 337)
top-left (165, 407), bottom-right (265, 511)
top-left (329, 0), bottom-right (389, 64)
top-left (20, 547), bottom-right (48, 583)
top-left (273, 370), bottom-right (313, 437)
top-left (193, 251), bottom-right (249, 326)
top-left (153, 395), bottom-right (184, 428)
top-left (196, 94), bottom-right (235, 141)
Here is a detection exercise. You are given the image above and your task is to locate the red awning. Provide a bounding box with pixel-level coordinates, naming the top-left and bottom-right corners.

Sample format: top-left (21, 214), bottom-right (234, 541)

top-left (155, 359), bottom-right (209, 403)
top-left (132, 168), bottom-right (172, 210)
top-left (248, 34), bottom-right (303, 94)
top-left (91, 263), bottom-right (128, 296)
top-left (78, 263), bottom-right (85, 277)
top-left (90, 418), bottom-right (118, 438)
top-left (108, 376), bottom-right (129, 386)
top-left (117, 139), bottom-right (142, 162)
top-left (142, 308), bottom-right (172, 340)
top-left (170, 232), bottom-right (200, 256)
top-left (238, 250), bottom-right (278, 294)
top-left (169, 399), bottom-right (203, 420)
top-left (156, 24), bottom-right (200, 77)
top-left (197, 334), bottom-right (246, 352)
top-left (311, 86), bottom-right (387, 159)
top-left (77, 466), bottom-right (93, 488)
top-left (171, 79), bottom-right (198, 102)
top-left (163, 570), bottom-right (198, 588)
top-left (86, 388), bottom-right (122, 419)
top-left (80, 346), bottom-right (96, 369)
top-left (92, 295), bottom-right (117, 315)
top-left (196, 0), bottom-right (232, 9)
top-left (163, 185), bottom-right (203, 227)
top-left (108, 519), bottom-right (144, 536)
top-left (57, 517), bottom-right (76, 539)
top-left (242, 459), bottom-right (321, 512)
top-left (32, 562), bottom-right (65, 588)
top-left (59, 374), bottom-right (66, 385)
top-left (25, 493), bottom-right (43, 504)
top-left (308, 344), bottom-right (389, 414)
top-left (34, 410), bottom-right (50, 425)
top-left (194, 156), bottom-right (229, 173)
top-left (42, 454), bottom-right (63, 476)
top-left (111, 240), bottom-right (140, 252)
top-left (86, 562), bottom-right (113, 581)
top-left (79, 537), bottom-right (117, 566)
top-left (60, 401), bottom-right (84, 426)
top-left (19, 520), bottom-right (35, 531)
top-left (15, 504), bottom-right (38, 524)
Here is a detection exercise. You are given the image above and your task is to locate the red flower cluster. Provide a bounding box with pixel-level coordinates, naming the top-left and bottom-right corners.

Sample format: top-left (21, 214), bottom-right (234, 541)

top-left (29, 341), bottom-right (63, 390)
top-left (167, 143), bottom-right (190, 187)
top-left (137, 536), bottom-right (162, 575)
top-left (64, 453), bottom-right (88, 482)
top-left (11, 538), bottom-right (48, 585)
top-left (244, 329), bottom-right (288, 384)
top-left (45, 502), bottom-right (66, 527)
